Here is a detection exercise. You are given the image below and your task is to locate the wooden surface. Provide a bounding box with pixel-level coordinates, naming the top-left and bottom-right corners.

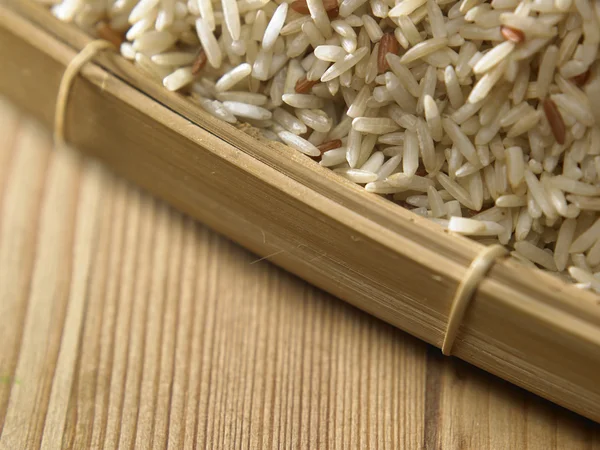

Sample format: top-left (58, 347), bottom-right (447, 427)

top-left (1, 101), bottom-right (600, 449)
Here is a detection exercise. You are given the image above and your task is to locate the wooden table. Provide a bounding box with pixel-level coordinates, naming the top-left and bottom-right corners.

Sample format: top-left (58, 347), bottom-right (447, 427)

top-left (0, 97), bottom-right (599, 449)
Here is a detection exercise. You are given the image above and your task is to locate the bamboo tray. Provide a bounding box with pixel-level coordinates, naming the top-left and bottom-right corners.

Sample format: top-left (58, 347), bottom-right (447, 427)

top-left (3, 0), bottom-right (600, 423)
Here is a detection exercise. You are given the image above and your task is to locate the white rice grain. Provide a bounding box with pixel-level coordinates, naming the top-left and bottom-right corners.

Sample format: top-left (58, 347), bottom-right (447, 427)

top-left (273, 107), bottom-right (308, 134)
top-left (569, 267), bottom-right (600, 292)
top-left (133, 30), bottom-right (177, 53)
top-left (262, 2), bottom-right (287, 50)
top-left (550, 93), bottom-right (595, 127)
top-left (468, 60), bottom-right (507, 104)
top-left (314, 45), bottom-right (347, 62)
top-left (215, 63), bottom-right (252, 91)
top-left (346, 128), bottom-right (362, 167)
top-left (442, 117), bottom-right (479, 166)
top-left (449, 216), bottom-right (506, 236)
top-left (129, 0), bottom-right (160, 23)
top-left (197, 0), bottom-right (215, 30)
top-left (296, 108), bottom-right (333, 132)
top-left (352, 117), bottom-right (399, 134)
top-left (321, 47), bottom-right (369, 82)
top-left (223, 101), bottom-right (272, 120)
top-left (536, 45), bottom-right (558, 99)
top-left (216, 91), bottom-right (268, 106)
top-left (385, 73), bottom-right (418, 114)
top-left (278, 130), bottom-right (321, 156)
top-left (552, 175), bottom-right (600, 196)
top-left (385, 54), bottom-right (421, 97)
top-left (473, 41), bottom-right (515, 74)
top-left (387, 173), bottom-right (435, 192)
top-left (195, 97), bottom-right (238, 123)
top-left (339, 0), bottom-right (368, 17)
top-left (320, 148), bottom-right (347, 166)
top-left (152, 51), bottom-right (197, 66)
top-left (163, 66), bottom-right (195, 91)
top-left (444, 65), bottom-right (464, 109)
top-left (195, 18), bottom-right (222, 67)
top-left (307, 0), bottom-right (333, 38)
top-left (389, 0), bottom-right (427, 17)
top-left (514, 241), bottom-right (558, 271)
top-left (437, 172), bottom-right (477, 209)
top-left (423, 95), bottom-right (443, 142)
top-left (416, 118), bottom-right (436, 172)
top-left (399, 37), bottom-right (449, 64)
top-left (506, 110), bottom-right (540, 138)
top-left (377, 155), bottom-right (402, 180)
top-left (451, 99), bottom-right (484, 124)
top-left (360, 151), bottom-right (385, 173)
top-left (362, 14), bottom-right (384, 42)
top-left (524, 170), bottom-right (558, 220)
top-left (252, 48), bottom-right (273, 80)
top-left (334, 168), bottom-right (379, 183)
top-left (221, 0), bottom-right (241, 40)
top-left (282, 93), bottom-right (325, 109)
top-left (398, 15), bottom-right (423, 46)
top-left (302, 21), bottom-right (326, 48)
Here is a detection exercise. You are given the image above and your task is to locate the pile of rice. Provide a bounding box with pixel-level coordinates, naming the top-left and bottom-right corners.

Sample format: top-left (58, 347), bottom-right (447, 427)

top-left (45, 0), bottom-right (600, 293)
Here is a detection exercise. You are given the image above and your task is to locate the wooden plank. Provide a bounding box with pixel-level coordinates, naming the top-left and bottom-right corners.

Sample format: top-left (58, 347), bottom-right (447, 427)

top-left (64, 173), bottom-right (117, 449)
top-left (1, 126), bottom-right (82, 449)
top-left (2, 4), bottom-right (600, 423)
top-left (0, 106), bottom-right (49, 432)
top-left (40, 154), bottom-right (104, 450)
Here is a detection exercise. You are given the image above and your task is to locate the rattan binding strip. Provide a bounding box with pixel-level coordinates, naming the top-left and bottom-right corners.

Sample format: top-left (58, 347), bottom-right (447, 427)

top-left (442, 244), bottom-right (508, 356)
top-left (54, 39), bottom-right (114, 147)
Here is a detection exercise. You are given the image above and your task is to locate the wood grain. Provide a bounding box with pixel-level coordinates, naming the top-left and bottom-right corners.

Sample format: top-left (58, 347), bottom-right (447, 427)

top-left (1, 99), bottom-right (600, 449)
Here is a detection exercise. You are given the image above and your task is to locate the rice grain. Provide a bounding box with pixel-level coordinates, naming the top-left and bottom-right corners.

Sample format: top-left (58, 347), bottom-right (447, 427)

top-left (195, 18), bottom-right (222, 67)
top-left (352, 117), bottom-right (399, 134)
top-left (399, 37), bottom-right (449, 64)
top-left (321, 47), bottom-right (369, 82)
top-left (262, 2), bottom-right (288, 50)
top-left (278, 130), bottom-right (322, 156)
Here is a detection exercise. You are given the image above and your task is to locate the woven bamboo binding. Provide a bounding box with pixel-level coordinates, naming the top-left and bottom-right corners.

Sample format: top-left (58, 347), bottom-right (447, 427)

top-left (54, 39), bottom-right (114, 147)
top-left (442, 244), bottom-right (508, 356)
